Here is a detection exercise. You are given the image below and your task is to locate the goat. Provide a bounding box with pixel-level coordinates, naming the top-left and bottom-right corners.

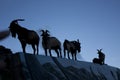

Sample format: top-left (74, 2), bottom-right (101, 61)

top-left (9, 19), bottom-right (40, 55)
top-left (92, 49), bottom-right (105, 65)
top-left (63, 39), bottom-right (81, 60)
top-left (40, 30), bottom-right (62, 58)
top-left (97, 49), bottom-right (105, 64)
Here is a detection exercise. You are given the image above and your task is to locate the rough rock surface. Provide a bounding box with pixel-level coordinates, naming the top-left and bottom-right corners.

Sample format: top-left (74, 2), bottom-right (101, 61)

top-left (0, 46), bottom-right (120, 80)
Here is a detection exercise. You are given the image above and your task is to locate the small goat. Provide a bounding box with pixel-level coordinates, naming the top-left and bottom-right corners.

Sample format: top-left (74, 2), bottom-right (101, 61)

top-left (93, 49), bottom-right (105, 65)
top-left (40, 30), bottom-right (62, 58)
top-left (97, 49), bottom-right (105, 64)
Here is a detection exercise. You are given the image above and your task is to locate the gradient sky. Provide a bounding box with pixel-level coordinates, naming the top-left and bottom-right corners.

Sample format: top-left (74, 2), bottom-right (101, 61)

top-left (0, 0), bottom-right (120, 68)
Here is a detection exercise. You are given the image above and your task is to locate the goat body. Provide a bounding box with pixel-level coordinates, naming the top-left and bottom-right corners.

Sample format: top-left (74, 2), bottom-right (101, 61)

top-left (9, 19), bottom-right (40, 55)
top-left (93, 58), bottom-right (103, 65)
top-left (42, 37), bottom-right (61, 49)
top-left (63, 40), bottom-right (78, 60)
top-left (41, 30), bottom-right (62, 58)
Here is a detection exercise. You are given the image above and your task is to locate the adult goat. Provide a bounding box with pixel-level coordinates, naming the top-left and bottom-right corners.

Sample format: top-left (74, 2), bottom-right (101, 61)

top-left (40, 30), bottom-right (62, 58)
top-left (63, 39), bottom-right (81, 60)
top-left (9, 19), bottom-right (40, 55)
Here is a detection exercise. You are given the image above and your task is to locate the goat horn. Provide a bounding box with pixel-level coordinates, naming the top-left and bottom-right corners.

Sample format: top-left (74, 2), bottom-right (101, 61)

top-left (46, 30), bottom-right (50, 33)
top-left (97, 49), bottom-right (99, 51)
top-left (12, 19), bottom-right (25, 22)
top-left (40, 30), bottom-right (44, 33)
top-left (100, 49), bottom-right (102, 51)
top-left (16, 19), bottom-right (25, 21)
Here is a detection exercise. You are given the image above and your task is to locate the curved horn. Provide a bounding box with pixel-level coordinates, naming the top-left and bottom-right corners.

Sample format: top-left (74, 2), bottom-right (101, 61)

top-left (97, 49), bottom-right (102, 52)
top-left (100, 49), bottom-right (102, 51)
top-left (12, 19), bottom-right (25, 23)
top-left (40, 30), bottom-right (44, 33)
top-left (97, 49), bottom-right (99, 52)
top-left (16, 19), bottom-right (25, 21)
top-left (46, 30), bottom-right (50, 33)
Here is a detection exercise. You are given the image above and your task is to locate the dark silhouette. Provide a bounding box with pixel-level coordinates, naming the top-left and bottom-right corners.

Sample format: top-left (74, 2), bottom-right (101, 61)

top-left (63, 39), bottom-right (81, 60)
top-left (0, 45), bottom-right (12, 71)
top-left (0, 30), bottom-right (10, 40)
top-left (97, 49), bottom-right (105, 64)
top-left (93, 58), bottom-right (102, 65)
top-left (93, 49), bottom-right (105, 65)
top-left (0, 45), bottom-right (12, 54)
top-left (9, 19), bottom-right (40, 55)
top-left (40, 30), bottom-right (62, 58)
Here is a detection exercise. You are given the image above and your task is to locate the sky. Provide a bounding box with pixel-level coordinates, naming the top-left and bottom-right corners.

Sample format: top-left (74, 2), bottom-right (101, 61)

top-left (0, 0), bottom-right (120, 68)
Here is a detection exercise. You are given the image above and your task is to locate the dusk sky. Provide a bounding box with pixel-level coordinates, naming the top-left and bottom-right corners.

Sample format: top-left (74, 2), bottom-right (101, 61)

top-left (0, 0), bottom-right (120, 68)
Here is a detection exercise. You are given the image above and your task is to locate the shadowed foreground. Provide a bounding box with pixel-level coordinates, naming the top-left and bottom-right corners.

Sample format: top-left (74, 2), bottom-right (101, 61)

top-left (0, 52), bottom-right (120, 80)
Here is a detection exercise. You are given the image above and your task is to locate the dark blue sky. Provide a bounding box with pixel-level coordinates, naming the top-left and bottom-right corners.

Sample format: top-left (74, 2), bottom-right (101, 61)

top-left (0, 0), bottom-right (120, 68)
